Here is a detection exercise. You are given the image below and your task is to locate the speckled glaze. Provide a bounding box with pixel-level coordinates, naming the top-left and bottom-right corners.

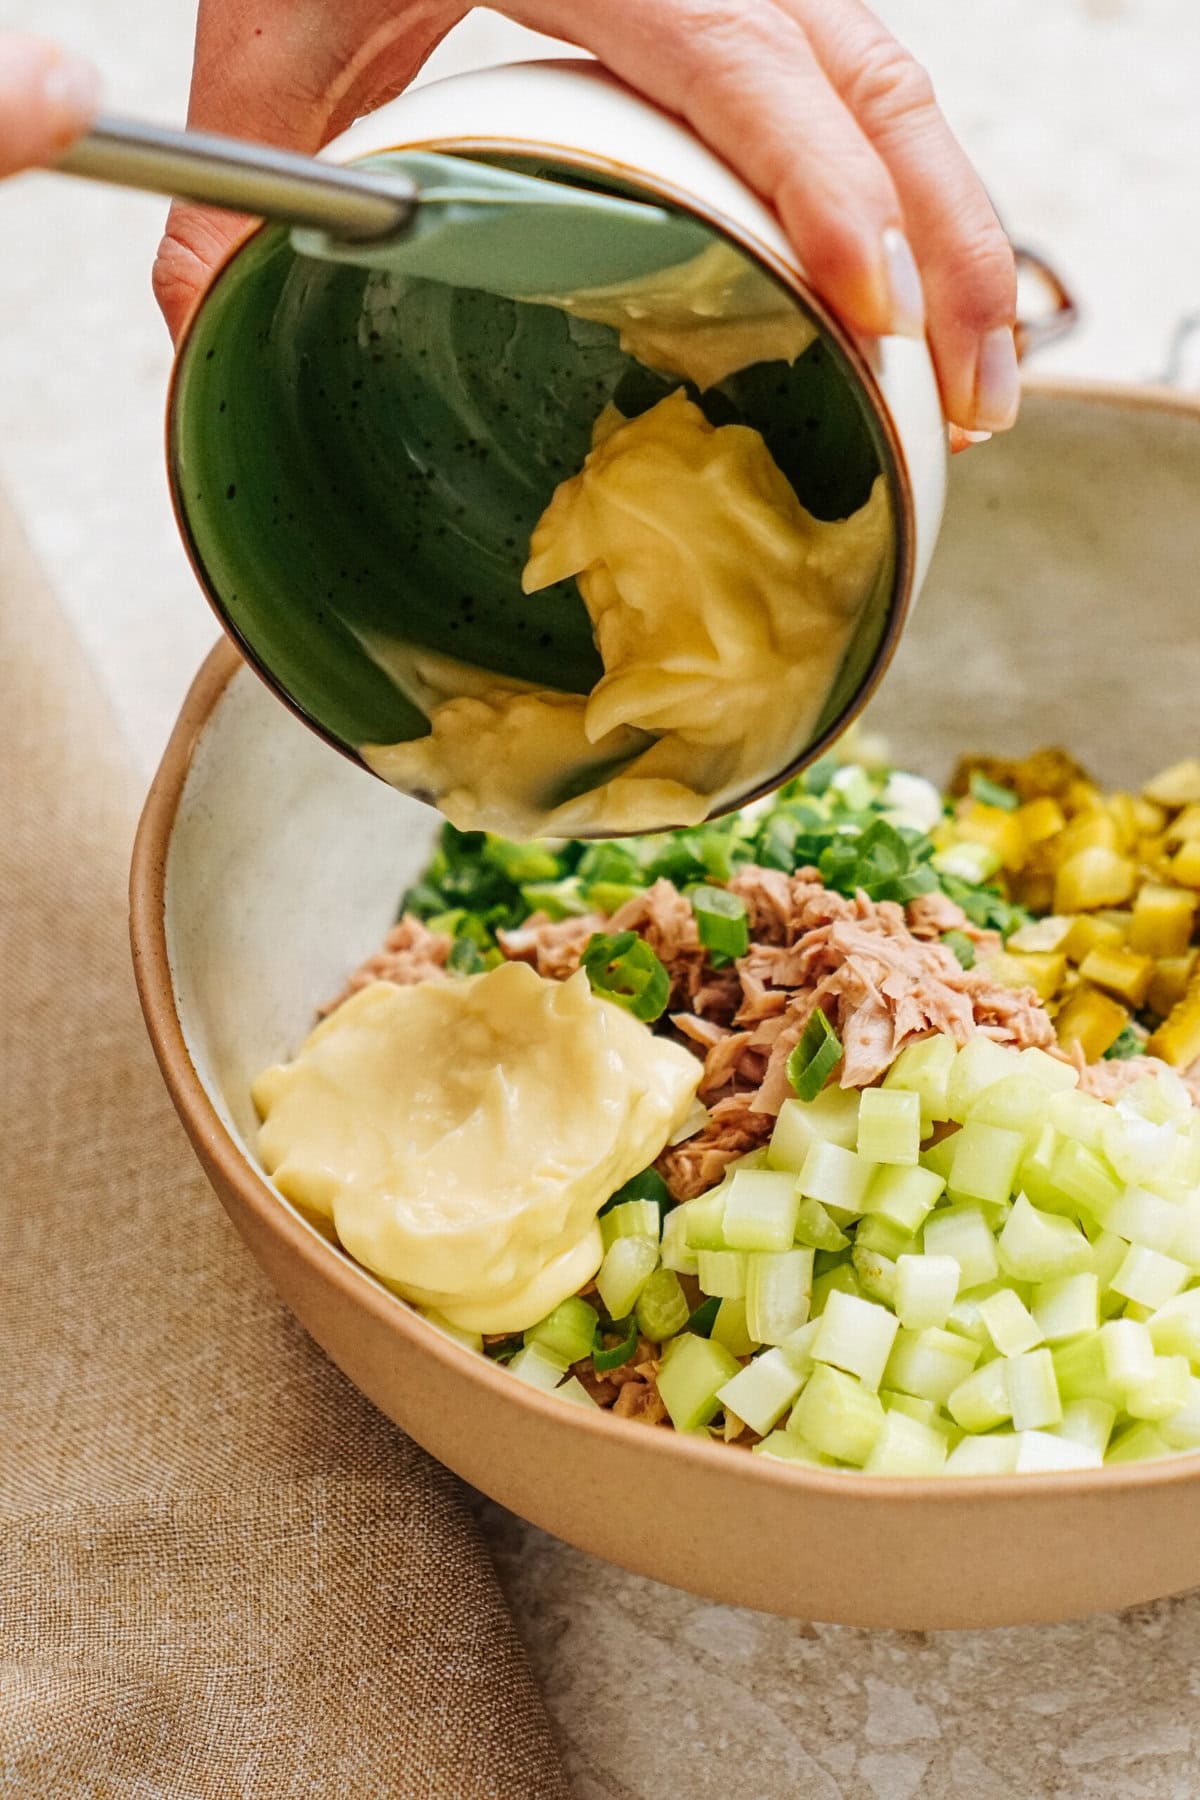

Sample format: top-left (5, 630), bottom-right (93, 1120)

top-left (133, 381), bottom-right (1200, 1630)
top-left (165, 58), bottom-right (946, 809)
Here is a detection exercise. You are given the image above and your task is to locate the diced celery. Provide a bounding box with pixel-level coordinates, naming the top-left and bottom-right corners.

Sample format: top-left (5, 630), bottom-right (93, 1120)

top-left (895, 1253), bottom-right (960, 1330)
top-left (696, 1249), bottom-right (749, 1300)
top-left (778, 1316), bottom-right (822, 1379)
top-left (857, 1087), bottom-right (921, 1167)
top-left (945, 1433), bottom-right (1020, 1475)
top-left (798, 1140), bottom-right (876, 1217)
top-left (1018, 1046), bottom-right (1080, 1094)
top-left (659, 1204), bottom-right (699, 1276)
top-left (767, 1088), bottom-right (860, 1172)
top-left (656, 1333), bottom-right (742, 1431)
top-left (524, 1297), bottom-right (599, 1365)
top-left (851, 1246), bottom-right (898, 1307)
top-left (945, 1291), bottom-right (992, 1345)
top-left (861, 1163), bottom-right (945, 1232)
top-left (1101, 1110), bottom-right (1178, 1187)
top-left (1057, 1397), bottom-right (1117, 1456)
top-left (978, 1287), bottom-right (1043, 1356)
top-left (1110, 1245), bottom-right (1189, 1310)
top-left (635, 1269), bottom-right (690, 1343)
top-left (595, 1235), bottom-right (659, 1319)
top-left (920, 1132), bottom-right (959, 1183)
top-left (968, 1074), bottom-right (1051, 1141)
top-left (600, 1198), bottom-right (662, 1250)
top-left (1029, 1272), bottom-right (1099, 1344)
top-left (948, 1122), bottom-right (1025, 1208)
top-left (864, 1411), bottom-right (948, 1474)
top-left (884, 1032), bottom-right (957, 1125)
top-left (792, 1195), bottom-right (850, 1251)
top-left (683, 1188), bottom-right (728, 1251)
top-left (948, 1359), bottom-right (1012, 1433)
top-left (1090, 1230), bottom-right (1132, 1313)
top-left (883, 1326), bottom-right (981, 1403)
top-left (1014, 1430), bottom-right (1101, 1472)
top-left (1160, 1374), bottom-right (1200, 1448)
top-left (1107, 1185), bottom-right (1182, 1254)
top-left (947, 1038), bottom-right (1019, 1123)
top-left (1105, 1422), bottom-right (1170, 1464)
top-left (1049, 1138), bottom-right (1123, 1222)
top-left (812, 1289), bottom-right (899, 1390)
top-left (711, 1296), bottom-right (757, 1358)
top-left (1052, 1333), bottom-right (1114, 1403)
top-left (746, 1247), bottom-right (815, 1345)
top-left (810, 1261), bottom-right (865, 1317)
top-left (1007, 1347), bottom-right (1062, 1430)
top-left (718, 1346), bottom-right (807, 1435)
top-left (1048, 1088), bottom-right (1110, 1150)
top-left (508, 1343), bottom-right (571, 1391)
top-left (883, 1391), bottom-right (939, 1427)
top-left (554, 1376), bottom-right (600, 1408)
top-left (1100, 1318), bottom-right (1157, 1396)
top-left (753, 1430), bottom-right (838, 1465)
top-left (855, 1214), bottom-right (919, 1260)
top-left (934, 842), bottom-right (1001, 885)
top-left (721, 1170), bottom-right (802, 1252)
top-left (789, 1363), bottom-right (886, 1465)
top-left (1015, 1124), bottom-right (1064, 1213)
top-left (923, 1204), bottom-right (1000, 1291)
top-left (1170, 1199), bottom-right (1200, 1270)
top-left (1125, 1354), bottom-right (1192, 1422)
top-left (1148, 1288), bottom-right (1200, 1360)
top-left (998, 1195), bottom-right (1092, 1282)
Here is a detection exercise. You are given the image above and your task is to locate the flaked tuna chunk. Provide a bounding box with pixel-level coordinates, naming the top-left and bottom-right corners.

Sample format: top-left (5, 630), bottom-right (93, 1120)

top-left (658, 1093), bottom-right (773, 1200)
top-left (497, 911), bottom-right (604, 981)
top-left (321, 914), bottom-right (451, 1014)
top-left (905, 890), bottom-right (1001, 955)
top-left (1075, 1051), bottom-right (1200, 1107)
top-left (609, 879), bottom-right (708, 1006)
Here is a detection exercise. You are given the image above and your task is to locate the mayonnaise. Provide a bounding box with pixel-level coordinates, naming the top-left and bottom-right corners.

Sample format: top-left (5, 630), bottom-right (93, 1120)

top-left (252, 962), bottom-right (699, 1333)
top-left (363, 390), bottom-right (890, 837)
top-left (529, 239), bottom-right (818, 391)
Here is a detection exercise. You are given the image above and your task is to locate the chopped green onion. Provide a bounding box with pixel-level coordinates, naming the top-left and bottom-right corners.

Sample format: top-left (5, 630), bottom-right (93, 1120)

top-left (635, 1268), bottom-right (690, 1342)
top-left (582, 930), bottom-right (670, 1022)
top-left (592, 1315), bottom-right (639, 1372)
top-left (689, 885), bottom-right (750, 963)
top-left (685, 1295), bottom-right (722, 1338)
top-left (1104, 1021), bottom-right (1144, 1061)
top-left (519, 876), bottom-right (592, 920)
top-left (969, 772), bottom-right (1020, 811)
top-left (786, 1009), bottom-right (844, 1102)
top-left (941, 929), bottom-right (976, 970)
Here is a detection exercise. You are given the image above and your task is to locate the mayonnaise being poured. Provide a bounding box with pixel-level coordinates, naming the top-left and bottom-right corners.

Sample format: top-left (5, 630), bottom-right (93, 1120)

top-left (363, 390), bottom-right (890, 836)
top-left (252, 962), bottom-right (699, 1333)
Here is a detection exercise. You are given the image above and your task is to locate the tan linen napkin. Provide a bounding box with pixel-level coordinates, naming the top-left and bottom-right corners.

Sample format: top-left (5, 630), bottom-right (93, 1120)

top-left (0, 492), bottom-right (570, 1800)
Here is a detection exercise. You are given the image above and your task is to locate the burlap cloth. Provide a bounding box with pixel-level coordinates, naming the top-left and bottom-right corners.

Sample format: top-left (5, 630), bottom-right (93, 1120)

top-left (0, 491), bottom-right (571, 1799)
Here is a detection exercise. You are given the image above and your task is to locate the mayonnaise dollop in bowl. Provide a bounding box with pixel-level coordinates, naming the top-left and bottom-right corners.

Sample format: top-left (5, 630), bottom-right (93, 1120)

top-left (167, 60), bottom-right (946, 840)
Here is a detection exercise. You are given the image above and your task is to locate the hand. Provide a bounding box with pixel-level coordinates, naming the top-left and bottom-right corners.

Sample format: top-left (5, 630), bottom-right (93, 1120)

top-left (0, 35), bottom-right (98, 177)
top-left (155, 0), bottom-right (1019, 432)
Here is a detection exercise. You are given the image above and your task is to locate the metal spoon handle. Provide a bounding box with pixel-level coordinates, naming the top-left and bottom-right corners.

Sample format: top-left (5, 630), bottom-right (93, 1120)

top-left (56, 116), bottom-right (417, 243)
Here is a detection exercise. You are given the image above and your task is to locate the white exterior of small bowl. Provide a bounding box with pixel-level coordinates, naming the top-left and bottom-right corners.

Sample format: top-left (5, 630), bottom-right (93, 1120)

top-left (329, 57), bottom-right (948, 609)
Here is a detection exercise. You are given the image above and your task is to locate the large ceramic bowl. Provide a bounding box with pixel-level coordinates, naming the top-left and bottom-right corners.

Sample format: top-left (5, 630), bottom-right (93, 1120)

top-left (133, 381), bottom-right (1200, 1629)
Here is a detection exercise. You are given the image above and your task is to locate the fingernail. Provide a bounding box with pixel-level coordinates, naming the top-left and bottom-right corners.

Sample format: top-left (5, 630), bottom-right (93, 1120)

top-left (41, 52), bottom-right (101, 138)
top-left (973, 326), bottom-right (1020, 431)
top-left (948, 425), bottom-right (992, 454)
top-left (882, 228), bottom-right (925, 337)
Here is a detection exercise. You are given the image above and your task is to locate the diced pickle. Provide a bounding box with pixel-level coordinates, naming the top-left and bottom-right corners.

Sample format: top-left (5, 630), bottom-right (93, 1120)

top-left (1129, 883), bottom-right (1196, 959)
top-left (1054, 984), bottom-right (1130, 1061)
top-left (986, 951), bottom-right (1067, 1002)
top-left (1054, 848), bottom-right (1137, 914)
top-left (1061, 914), bottom-right (1126, 965)
top-left (1078, 944), bottom-right (1154, 1008)
top-left (1170, 841), bottom-right (1200, 889)
top-left (1018, 797), bottom-right (1067, 847)
top-left (955, 801), bottom-right (1026, 871)
top-left (1147, 953), bottom-right (1199, 1019)
top-left (1147, 973), bottom-right (1200, 1070)
top-left (1144, 759), bottom-right (1200, 809)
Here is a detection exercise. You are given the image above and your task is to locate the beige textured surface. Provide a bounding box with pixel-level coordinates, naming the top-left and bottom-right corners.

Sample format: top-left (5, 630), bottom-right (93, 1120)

top-left (0, 493), bottom-right (569, 1796)
top-left (1, 2), bottom-right (1198, 1796)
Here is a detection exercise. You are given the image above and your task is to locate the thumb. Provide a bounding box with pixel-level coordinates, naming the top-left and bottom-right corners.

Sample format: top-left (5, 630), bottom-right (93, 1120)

top-left (0, 36), bottom-right (99, 177)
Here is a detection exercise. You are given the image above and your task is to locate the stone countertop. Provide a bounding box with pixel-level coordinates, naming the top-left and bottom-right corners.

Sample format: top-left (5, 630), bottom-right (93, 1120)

top-left (2, 4), bottom-right (1197, 1795)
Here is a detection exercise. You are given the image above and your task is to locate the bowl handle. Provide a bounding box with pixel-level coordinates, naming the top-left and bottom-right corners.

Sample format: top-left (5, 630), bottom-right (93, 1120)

top-left (1012, 244), bottom-right (1079, 359)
